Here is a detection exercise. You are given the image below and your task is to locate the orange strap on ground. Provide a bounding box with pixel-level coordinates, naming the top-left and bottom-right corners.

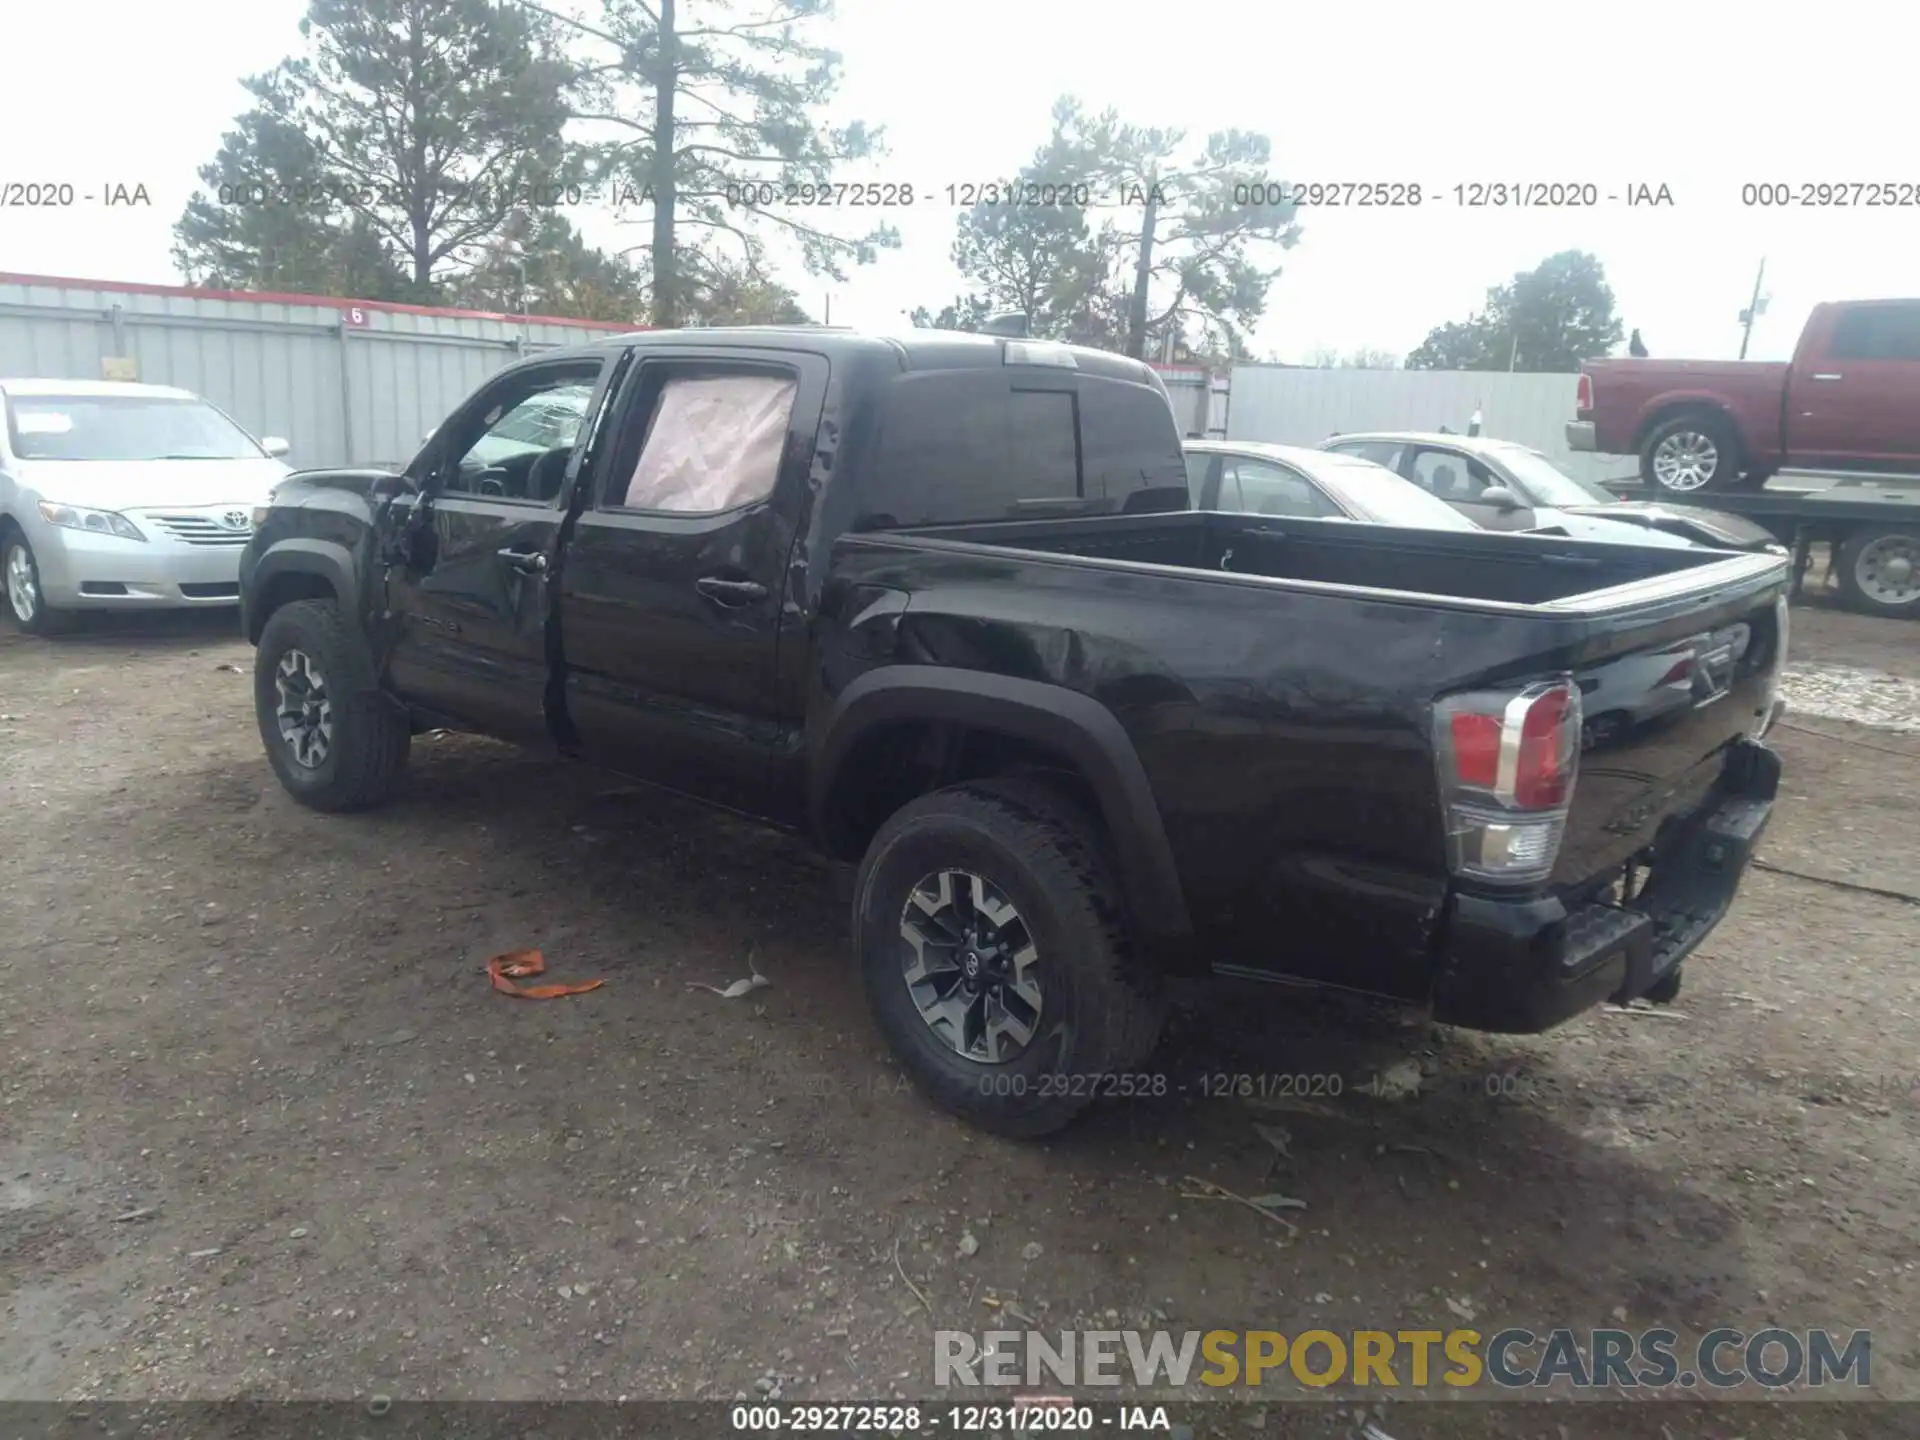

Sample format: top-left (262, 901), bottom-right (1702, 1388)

top-left (486, 949), bottom-right (605, 999)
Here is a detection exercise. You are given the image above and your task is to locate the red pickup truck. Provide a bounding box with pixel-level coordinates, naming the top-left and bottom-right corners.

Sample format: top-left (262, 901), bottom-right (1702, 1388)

top-left (1568, 298), bottom-right (1920, 496)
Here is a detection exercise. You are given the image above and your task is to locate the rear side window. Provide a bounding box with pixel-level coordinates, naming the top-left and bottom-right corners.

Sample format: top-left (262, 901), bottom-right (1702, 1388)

top-left (1218, 457), bottom-right (1342, 518)
top-left (1327, 439), bottom-right (1406, 471)
top-left (1829, 304), bottom-right (1920, 362)
top-left (617, 373), bottom-right (796, 513)
top-left (1076, 375), bottom-right (1188, 504)
top-left (866, 370), bottom-right (1185, 526)
top-left (1183, 450), bottom-right (1215, 503)
top-left (1008, 388), bottom-right (1081, 497)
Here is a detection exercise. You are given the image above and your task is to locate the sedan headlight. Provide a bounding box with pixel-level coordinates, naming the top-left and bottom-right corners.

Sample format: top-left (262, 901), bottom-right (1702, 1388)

top-left (38, 501), bottom-right (146, 542)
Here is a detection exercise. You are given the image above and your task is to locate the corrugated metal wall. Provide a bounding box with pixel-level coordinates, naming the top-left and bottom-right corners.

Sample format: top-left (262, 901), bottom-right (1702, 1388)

top-left (1153, 365), bottom-right (1230, 440)
top-left (1224, 366), bottom-right (1638, 485)
top-left (0, 275), bottom-right (642, 471)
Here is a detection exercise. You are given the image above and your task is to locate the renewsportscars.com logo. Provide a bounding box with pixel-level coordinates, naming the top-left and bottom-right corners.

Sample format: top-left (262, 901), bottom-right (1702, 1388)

top-left (935, 1327), bottom-right (1872, 1391)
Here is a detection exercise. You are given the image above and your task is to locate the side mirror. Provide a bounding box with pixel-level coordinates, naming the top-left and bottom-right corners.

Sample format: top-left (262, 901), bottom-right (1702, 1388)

top-left (1480, 486), bottom-right (1521, 510)
top-left (261, 436), bottom-right (292, 458)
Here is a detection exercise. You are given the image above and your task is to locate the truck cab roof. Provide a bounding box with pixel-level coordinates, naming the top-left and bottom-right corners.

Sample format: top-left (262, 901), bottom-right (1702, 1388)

top-left (575, 325), bottom-right (1168, 387)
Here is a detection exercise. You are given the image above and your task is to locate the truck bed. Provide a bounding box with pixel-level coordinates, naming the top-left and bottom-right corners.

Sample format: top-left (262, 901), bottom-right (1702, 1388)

top-left (890, 508), bottom-right (1786, 615)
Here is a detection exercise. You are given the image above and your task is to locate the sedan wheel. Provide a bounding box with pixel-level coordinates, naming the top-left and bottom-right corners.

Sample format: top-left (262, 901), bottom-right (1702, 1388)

top-left (2, 534), bottom-right (67, 634)
top-left (4, 539), bottom-right (38, 625)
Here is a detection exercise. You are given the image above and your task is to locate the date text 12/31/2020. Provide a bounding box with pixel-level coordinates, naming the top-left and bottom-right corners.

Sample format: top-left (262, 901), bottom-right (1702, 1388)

top-left (722, 180), bottom-right (1680, 208)
top-left (178, 175), bottom-right (1683, 213)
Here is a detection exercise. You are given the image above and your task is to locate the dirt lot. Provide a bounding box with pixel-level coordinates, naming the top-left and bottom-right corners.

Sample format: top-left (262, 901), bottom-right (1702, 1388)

top-left (2, 594), bottom-right (1917, 1434)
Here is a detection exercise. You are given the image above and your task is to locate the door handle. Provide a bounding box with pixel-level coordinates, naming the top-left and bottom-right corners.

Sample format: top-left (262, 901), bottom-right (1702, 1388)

top-left (1811, 372), bottom-right (1843, 381)
top-left (496, 547), bottom-right (549, 576)
top-left (695, 576), bottom-right (768, 606)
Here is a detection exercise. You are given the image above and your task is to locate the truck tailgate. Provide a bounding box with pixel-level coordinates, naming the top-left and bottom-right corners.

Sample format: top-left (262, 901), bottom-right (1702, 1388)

top-left (1552, 583), bottom-right (1787, 889)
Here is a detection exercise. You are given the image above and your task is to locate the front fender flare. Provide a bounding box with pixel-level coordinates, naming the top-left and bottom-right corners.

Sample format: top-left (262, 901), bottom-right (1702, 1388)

top-left (243, 538), bottom-right (357, 643)
top-left (811, 666), bottom-right (1194, 945)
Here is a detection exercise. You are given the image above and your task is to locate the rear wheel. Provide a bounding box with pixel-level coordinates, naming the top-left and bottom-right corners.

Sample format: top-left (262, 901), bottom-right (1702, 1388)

top-left (2, 529), bottom-right (72, 635)
top-left (1835, 525), bottom-right (1920, 618)
top-left (853, 779), bottom-right (1164, 1137)
top-left (253, 599), bottom-right (410, 810)
top-left (1640, 412), bottom-right (1742, 495)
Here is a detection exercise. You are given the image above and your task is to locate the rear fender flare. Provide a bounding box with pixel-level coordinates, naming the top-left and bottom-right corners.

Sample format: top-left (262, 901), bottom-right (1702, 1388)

top-left (811, 666), bottom-right (1194, 943)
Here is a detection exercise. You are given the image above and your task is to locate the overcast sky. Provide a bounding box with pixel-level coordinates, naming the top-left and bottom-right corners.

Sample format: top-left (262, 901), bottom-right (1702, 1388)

top-left (1, 0), bottom-right (1910, 363)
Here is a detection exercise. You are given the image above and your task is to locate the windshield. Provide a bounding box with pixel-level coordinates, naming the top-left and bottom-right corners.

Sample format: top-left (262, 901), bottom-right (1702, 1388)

top-left (5, 395), bottom-right (266, 461)
top-left (1485, 444), bottom-right (1617, 506)
top-left (1314, 459), bottom-right (1480, 531)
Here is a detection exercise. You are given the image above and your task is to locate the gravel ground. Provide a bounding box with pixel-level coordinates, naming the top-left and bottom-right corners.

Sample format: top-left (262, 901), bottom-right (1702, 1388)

top-left (2, 592), bottom-right (1916, 1433)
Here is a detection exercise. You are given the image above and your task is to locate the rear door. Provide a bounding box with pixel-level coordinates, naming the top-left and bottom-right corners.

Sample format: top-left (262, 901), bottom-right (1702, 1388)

top-left (1790, 302), bottom-right (1920, 466)
top-left (556, 346), bottom-right (828, 817)
top-left (1403, 445), bottom-right (1539, 531)
top-left (382, 355), bottom-right (612, 747)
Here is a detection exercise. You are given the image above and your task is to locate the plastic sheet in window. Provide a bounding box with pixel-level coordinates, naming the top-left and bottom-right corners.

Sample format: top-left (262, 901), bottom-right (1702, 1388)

top-left (623, 374), bottom-right (797, 512)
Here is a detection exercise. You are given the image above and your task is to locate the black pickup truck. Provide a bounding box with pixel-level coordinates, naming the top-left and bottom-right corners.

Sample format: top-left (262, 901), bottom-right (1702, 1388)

top-left (240, 327), bottom-right (1791, 1136)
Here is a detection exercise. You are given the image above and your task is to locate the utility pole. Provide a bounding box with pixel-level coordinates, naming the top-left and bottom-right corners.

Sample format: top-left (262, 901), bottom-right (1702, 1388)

top-left (823, 294), bottom-right (831, 325)
top-left (1738, 257), bottom-right (1768, 360)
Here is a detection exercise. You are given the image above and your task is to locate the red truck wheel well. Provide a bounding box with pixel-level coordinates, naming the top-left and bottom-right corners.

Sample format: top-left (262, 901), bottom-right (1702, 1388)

top-left (1634, 399), bottom-right (1739, 454)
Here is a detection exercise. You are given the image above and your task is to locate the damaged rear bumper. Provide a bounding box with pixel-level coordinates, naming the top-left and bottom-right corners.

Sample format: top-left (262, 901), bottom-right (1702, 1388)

top-left (1431, 738), bottom-right (1780, 1034)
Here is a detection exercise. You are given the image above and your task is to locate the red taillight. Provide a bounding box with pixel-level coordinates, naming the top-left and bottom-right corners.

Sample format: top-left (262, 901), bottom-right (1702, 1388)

top-left (1576, 373), bottom-right (1593, 411)
top-left (1432, 678), bottom-right (1582, 885)
top-left (1449, 712), bottom-right (1502, 788)
top-left (1513, 685), bottom-right (1574, 808)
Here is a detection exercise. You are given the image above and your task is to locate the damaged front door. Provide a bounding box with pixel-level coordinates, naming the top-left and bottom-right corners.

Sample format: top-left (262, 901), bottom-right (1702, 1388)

top-left (382, 355), bottom-right (613, 747)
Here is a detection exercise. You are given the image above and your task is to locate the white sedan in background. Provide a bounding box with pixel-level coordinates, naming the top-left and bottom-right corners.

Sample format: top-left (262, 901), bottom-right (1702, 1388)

top-left (1182, 440), bottom-right (1484, 529)
top-left (1, 380), bottom-right (293, 634)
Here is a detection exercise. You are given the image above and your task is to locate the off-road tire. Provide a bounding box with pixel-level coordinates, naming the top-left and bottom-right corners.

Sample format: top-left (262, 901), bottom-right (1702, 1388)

top-left (254, 599), bottom-right (410, 811)
top-left (853, 779), bottom-right (1165, 1138)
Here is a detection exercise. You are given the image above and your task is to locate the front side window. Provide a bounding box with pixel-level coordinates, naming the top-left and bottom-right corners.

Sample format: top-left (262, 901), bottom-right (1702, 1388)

top-left (6, 395), bottom-right (263, 462)
top-left (1409, 448), bottom-right (1497, 501)
top-left (617, 372), bottom-right (797, 513)
top-left (1829, 304), bottom-right (1920, 362)
top-left (448, 370), bottom-right (598, 501)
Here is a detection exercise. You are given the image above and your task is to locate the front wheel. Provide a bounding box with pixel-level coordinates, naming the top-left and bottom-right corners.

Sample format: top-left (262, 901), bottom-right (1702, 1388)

top-left (853, 780), bottom-right (1164, 1138)
top-left (1835, 525), bottom-right (1920, 618)
top-left (1640, 412), bottom-right (1742, 495)
top-left (253, 599), bottom-right (410, 810)
top-left (2, 530), bottom-right (72, 635)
